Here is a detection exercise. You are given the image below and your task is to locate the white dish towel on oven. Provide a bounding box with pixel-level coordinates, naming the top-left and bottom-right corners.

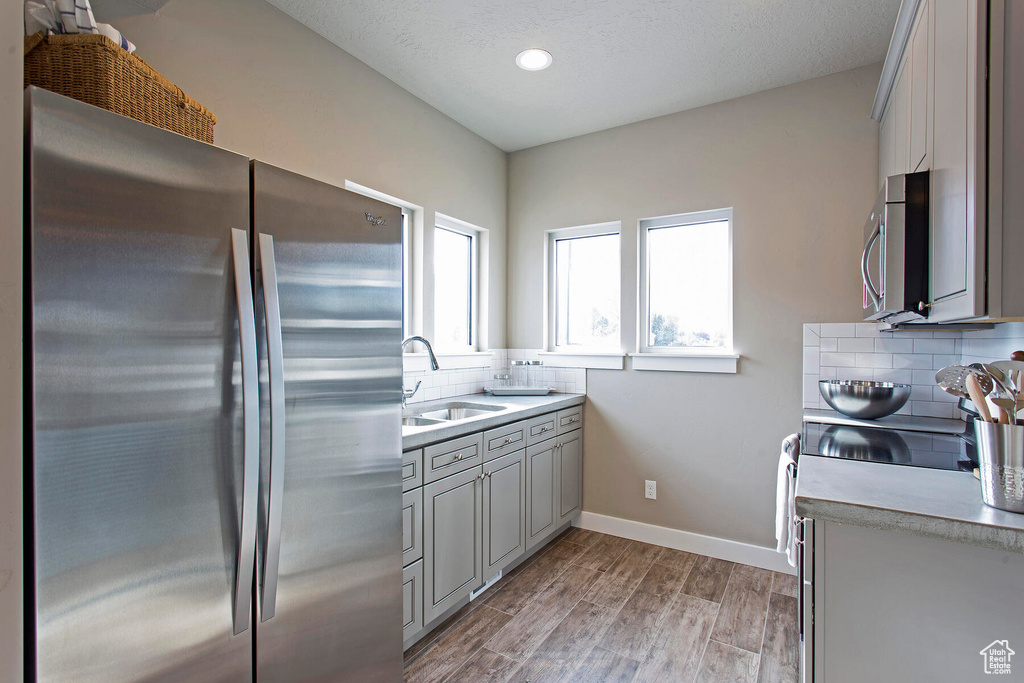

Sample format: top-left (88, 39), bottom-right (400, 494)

top-left (776, 434), bottom-right (799, 568)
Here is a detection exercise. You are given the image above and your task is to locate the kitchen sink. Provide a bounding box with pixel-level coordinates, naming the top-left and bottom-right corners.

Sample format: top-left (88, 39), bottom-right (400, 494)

top-left (402, 416), bottom-right (445, 427)
top-left (412, 401), bottom-right (505, 422)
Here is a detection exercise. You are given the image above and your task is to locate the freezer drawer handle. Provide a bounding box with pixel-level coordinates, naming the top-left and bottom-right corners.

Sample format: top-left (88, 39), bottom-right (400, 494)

top-left (231, 228), bottom-right (259, 636)
top-left (259, 232), bottom-right (287, 621)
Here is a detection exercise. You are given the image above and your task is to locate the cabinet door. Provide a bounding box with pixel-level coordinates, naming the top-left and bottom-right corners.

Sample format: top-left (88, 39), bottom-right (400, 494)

top-left (892, 62), bottom-right (910, 175)
top-left (929, 0), bottom-right (986, 321)
top-left (482, 450), bottom-right (526, 576)
top-left (402, 560), bottom-right (424, 645)
top-left (879, 105), bottom-right (895, 190)
top-left (423, 466), bottom-right (482, 622)
top-left (402, 488), bottom-right (423, 566)
top-left (557, 430), bottom-right (583, 526)
top-left (525, 440), bottom-right (557, 550)
top-left (909, 0), bottom-right (930, 172)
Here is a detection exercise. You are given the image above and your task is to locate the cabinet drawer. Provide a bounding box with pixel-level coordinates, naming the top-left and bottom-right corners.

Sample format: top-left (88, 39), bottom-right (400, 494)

top-left (556, 406), bottom-right (583, 434)
top-left (526, 413), bottom-right (557, 445)
top-left (402, 488), bottom-right (423, 566)
top-left (483, 420), bottom-right (527, 462)
top-left (402, 559), bottom-right (424, 645)
top-left (424, 433), bottom-right (483, 483)
top-left (402, 449), bottom-right (423, 492)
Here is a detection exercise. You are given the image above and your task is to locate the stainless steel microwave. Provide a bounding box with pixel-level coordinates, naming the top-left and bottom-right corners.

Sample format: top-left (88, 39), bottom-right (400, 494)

top-left (861, 171), bottom-right (929, 323)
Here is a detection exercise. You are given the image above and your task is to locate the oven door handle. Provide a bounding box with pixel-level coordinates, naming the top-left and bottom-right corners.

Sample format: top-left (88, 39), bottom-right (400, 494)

top-left (861, 222), bottom-right (882, 311)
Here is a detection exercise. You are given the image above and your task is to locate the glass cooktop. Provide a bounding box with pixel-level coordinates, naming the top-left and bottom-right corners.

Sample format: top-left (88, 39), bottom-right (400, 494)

top-left (801, 421), bottom-right (976, 471)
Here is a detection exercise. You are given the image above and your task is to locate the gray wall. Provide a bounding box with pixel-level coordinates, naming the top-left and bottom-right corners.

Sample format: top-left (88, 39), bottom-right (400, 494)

top-left (507, 65), bottom-right (881, 548)
top-left (115, 0), bottom-right (508, 349)
top-left (0, 0), bottom-right (23, 678)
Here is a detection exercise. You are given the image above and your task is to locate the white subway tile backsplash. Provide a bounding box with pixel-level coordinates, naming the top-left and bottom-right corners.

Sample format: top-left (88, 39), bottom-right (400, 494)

top-left (838, 337), bottom-right (876, 353)
top-left (821, 352), bottom-right (857, 367)
top-left (874, 337), bottom-right (914, 354)
top-left (800, 321), bottom-right (1021, 420)
top-left (803, 324), bottom-right (820, 345)
top-left (820, 323), bottom-right (858, 337)
top-left (911, 402), bottom-right (954, 419)
top-left (818, 366), bottom-right (838, 380)
top-left (803, 347), bottom-right (820, 373)
top-left (854, 353), bottom-right (892, 369)
top-left (855, 323), bottom-right (882, 337)
top-left (873, 368), bottom-right (914, 384)
top-left (910, 385), bottom-right (934, 402)
top-left (912, 369), bottom-right (938, 385)
top-left (913, 338), bottom-right (956, 355)
top-left (893, 354), bottom-right (933, 370)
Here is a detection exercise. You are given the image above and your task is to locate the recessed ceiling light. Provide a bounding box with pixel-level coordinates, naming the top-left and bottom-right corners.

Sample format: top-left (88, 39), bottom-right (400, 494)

top-left (516, 48), bottom-right (552, 71)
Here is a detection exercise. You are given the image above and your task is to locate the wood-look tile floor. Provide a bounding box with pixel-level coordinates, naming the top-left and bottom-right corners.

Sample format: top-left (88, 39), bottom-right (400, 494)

top-left (404, 529), bottom-right (799, 683)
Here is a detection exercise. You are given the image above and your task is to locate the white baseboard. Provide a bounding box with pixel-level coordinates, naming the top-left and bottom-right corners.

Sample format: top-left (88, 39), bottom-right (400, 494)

top-left (576, 511), bottom-right (796, 575)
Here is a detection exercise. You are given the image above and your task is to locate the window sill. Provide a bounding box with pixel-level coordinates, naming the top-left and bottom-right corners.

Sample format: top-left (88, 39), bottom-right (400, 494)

top-left (629, 352), bottom-right (739, 374)
top-left (538, 351), bottom-right (625, 370)
top-left (404, 351), bottom-right (492, 372)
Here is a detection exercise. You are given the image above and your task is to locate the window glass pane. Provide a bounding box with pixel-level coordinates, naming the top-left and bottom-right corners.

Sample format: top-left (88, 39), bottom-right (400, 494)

top-left (554, 233), bottom-right (619, 348)
top-left (434, 227), bottom-right (472, 347)
top-left (401, 211), bottom-right (409, 338)
top-left (647, 220), bottom-right (729, 348)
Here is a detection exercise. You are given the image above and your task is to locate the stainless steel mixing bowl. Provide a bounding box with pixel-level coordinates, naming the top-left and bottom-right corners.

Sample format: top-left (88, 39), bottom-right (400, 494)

top-left (818, 380), bottom-right (912, 420)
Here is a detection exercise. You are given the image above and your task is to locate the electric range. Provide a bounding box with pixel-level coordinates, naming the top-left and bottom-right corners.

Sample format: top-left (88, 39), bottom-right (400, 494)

top-left (801, 421), bottom-right (977, 471)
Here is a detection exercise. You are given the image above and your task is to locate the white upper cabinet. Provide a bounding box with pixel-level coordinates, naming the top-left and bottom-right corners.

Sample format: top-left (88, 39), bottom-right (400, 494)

top-left (909, 0), bottom-right (930, 173)
top-left (874, 0), bottom-right (999, 322)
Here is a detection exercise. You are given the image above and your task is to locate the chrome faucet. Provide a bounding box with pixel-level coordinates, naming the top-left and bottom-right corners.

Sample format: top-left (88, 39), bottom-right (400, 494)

top-left (401, 336), bottom-right (440, 407)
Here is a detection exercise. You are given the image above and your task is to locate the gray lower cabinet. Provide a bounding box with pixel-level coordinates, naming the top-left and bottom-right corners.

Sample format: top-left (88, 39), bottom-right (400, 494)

top-left (402, 488), bottom-right (423, 566)
top-left (526, 439), bottom-right (557, 550)
top-left (556, 429), bottom-right (582, 526)
top-left (423, 465), bottom-right (483, 623)
top-left (405, 403), bottom-right (584, 648)
top-left (482, 449), bottom-right (526, 576)
top-left (402, 560), bottom-right (423, 644)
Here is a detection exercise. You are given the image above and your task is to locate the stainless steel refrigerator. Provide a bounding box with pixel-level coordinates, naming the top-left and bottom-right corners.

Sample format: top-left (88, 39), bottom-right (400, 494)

top-left (26, 86), bottom-right (403, 681)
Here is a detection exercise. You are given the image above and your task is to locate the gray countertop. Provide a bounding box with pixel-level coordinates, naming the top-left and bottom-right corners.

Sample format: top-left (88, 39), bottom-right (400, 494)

top-left (402, 392), bottom-right (586, 450)
top-left (796, 455), bottom-right (1024, 554)
top-left (803, 408), bottom-right (966, 434)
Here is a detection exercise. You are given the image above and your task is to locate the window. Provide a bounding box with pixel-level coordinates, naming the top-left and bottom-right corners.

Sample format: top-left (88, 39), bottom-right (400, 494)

top-left (434, 216), bottom-right (479, 350)
top-left (344, 181), bottom-right (418, 338)
top-left (639, 208), bottom-right (733, 354)
top-left (547, 223), bottom-right (621, 351)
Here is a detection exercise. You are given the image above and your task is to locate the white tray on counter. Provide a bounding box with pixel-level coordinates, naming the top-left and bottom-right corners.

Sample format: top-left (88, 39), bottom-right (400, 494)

top-left (484, 386), bottom-right (553, 396)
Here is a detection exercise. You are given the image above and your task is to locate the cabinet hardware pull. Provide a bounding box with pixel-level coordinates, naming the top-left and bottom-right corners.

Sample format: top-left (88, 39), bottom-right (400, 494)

top-left (454, 453), bottom-right (463, 461)
top-left (485, 471), bottom-right (492, 478)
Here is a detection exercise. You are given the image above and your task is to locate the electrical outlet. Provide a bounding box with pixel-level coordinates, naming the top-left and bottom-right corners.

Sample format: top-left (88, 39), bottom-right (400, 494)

top-left (645, 480), bottom-right (657, 500)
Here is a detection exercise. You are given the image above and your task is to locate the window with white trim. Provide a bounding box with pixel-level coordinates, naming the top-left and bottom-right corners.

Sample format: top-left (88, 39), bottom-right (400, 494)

top-left (547, 223), bottom-right (621, 352)
top-left (639, 208), bottom-right (733, 354)
top-left (434, 215), bottom-right (479, 351)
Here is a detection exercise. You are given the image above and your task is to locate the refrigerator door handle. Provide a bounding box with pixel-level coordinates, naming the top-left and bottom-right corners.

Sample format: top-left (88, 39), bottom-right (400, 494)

top-left (231, 228), bottom-right (260, 636)
top-left (259, 232), bottom-right (287, 621)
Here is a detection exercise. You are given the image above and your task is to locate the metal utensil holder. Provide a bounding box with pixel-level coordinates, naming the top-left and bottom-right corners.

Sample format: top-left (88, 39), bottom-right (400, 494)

top-left (974, 421), bottom-right (1024, 514)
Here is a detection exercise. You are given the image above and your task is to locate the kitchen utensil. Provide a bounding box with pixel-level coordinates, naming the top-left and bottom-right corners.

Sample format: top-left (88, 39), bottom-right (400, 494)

top-left (934, 365), bottom-right (994, 398)
top-left (974, 421), bottom-right (1024, 513)
top-left (818, 380), bottom-right (911, 420)
top-left (966, 372), bottom-right (994, 423)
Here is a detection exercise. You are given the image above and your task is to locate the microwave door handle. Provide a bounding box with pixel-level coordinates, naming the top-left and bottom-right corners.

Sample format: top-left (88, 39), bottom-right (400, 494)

top-left (230, 228), bottom-right (259, 636)
top-left (861, 222), bottom-right (882, 309)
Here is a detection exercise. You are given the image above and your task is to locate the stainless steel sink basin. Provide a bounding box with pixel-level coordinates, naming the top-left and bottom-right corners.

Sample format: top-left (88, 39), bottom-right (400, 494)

top-left (413, 401), bottom-right (505, 422)
top-left (402, 416), bottom-right (445, 427)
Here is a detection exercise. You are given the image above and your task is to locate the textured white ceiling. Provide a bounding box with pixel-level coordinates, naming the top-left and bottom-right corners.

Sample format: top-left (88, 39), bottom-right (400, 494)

top-left (265, 0), bottom-right (899, 151)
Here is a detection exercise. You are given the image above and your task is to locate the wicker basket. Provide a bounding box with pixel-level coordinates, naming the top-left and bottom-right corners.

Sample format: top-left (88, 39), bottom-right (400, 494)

top-left (24, 32), bottom-right (216, 143)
